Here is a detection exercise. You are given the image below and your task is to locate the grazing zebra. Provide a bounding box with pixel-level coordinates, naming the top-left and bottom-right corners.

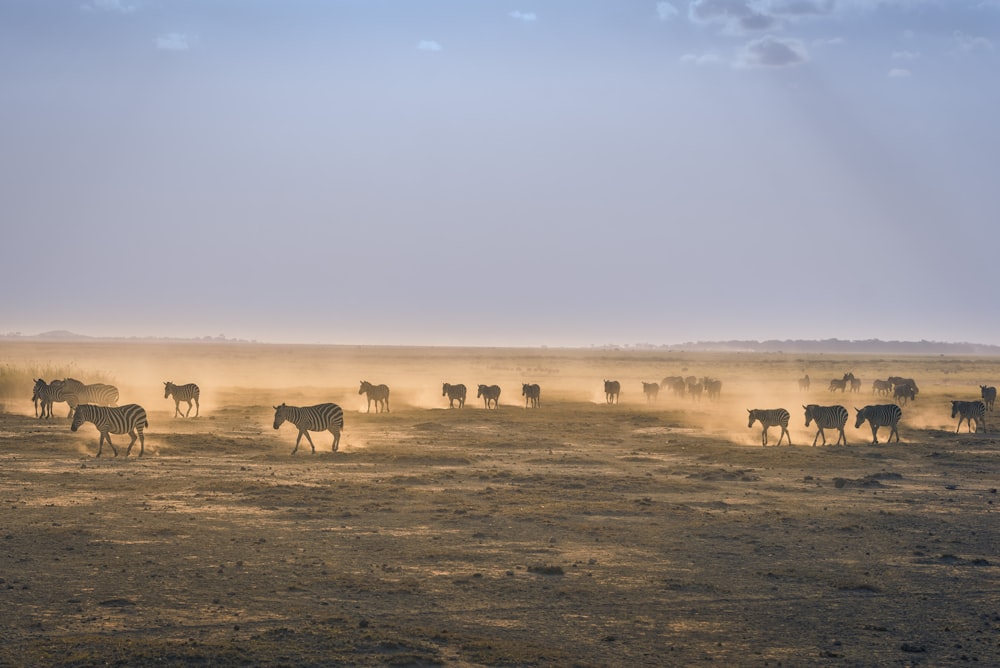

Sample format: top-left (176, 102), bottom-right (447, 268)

top-left (477, 384), bottom-right (501, 410)
top-left (164, 381), bottom-right (200, 418)
top-left (32, 379), bottom-right (65, 419)
top-left (358, 381), bottom-right (390, 413)
top-left (951, 400), bottom-right (988, 434)
top-left (272, 403), bottom-right (344, 454)
top-left (980, 385), bottom-right (996, 411)
top-left (641, 382), bottom-right (659, 402)
top-left (704, 378), bottom-right (722, 400)
top-left (661, 376), bottom-right (686, 396)
top-left (828, 378), bottom-right (847, 393)
top-left (747, 408), bottom-right (791, 446)
top-left (854, 404), bottom-right (902, 445)
top-left (442, 382), bottom-right (467, 409)
top-left (71, 403), bottom-right (148, 458)
top-left (872, 379), bottom-right (892, 396)
top-left (893, 383), bottom-right (916, 405)
top-left (803, 404), bottom-right (849, 446)
top-left (603, 380), bottom-right (620, 405)
top-left (798, 375), bottom-right (810, 392)
top-left (522, 383), bottom-right (541, 408)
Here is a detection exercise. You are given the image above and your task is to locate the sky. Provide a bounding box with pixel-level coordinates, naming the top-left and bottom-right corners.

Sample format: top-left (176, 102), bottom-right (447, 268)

top-left (2, 0), bottom-right (998, 347)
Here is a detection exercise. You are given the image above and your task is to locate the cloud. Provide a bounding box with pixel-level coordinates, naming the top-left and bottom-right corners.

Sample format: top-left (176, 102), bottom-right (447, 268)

top-left (954, 30), bottom-right (994, 52)
top-left (681, 52), bottom-right (723, 65)
top-left (765, 0), bottom-right (834, 16)
top-left (888, 68), bottom-right (912, 78)
top-left (739, 35), bottom-right (807, 66)
top-left (656, 2), bottom-right (679, 20)
top-left (81, 0), bottom-right (136, 12)
top-left (155, 33), bottom-right (192, 51)
top-left (689, 0), bottom-right (777, 32)
top-left (418, 40), bottom-right (443, 52)
top-left (509, 10), bottom-right (537, 22)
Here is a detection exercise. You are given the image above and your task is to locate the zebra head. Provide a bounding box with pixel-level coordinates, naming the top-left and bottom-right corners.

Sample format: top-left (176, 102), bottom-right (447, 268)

top-left (747, 409), bottom-right (757, 428)
top-left (853, 407), bottom-right (865, 429)
top-left (164, 381), bottom-right (174, 398)
top-left (273, 404), bottom-right (288, 430)
top-left (359, 381), bottom-right (370, 395)
top-left (950, 401), bottom-right (962, 419)
top-left (70, 405), bottom-right (89, 432)
top-left (32, 378), bottom-right (44, 402)
top-left (442, 383), bottom-right (449, 397)
top-left (803, 405), bottom-right (813, 427)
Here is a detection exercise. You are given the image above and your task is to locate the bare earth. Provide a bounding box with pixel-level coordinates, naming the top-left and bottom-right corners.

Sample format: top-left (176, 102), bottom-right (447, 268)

top-left (0, 341), bottom-right (998, 666)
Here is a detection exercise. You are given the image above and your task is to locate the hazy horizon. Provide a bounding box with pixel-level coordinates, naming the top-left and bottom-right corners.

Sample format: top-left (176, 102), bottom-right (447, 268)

top-left (4, 2), bottom-right (998, 348)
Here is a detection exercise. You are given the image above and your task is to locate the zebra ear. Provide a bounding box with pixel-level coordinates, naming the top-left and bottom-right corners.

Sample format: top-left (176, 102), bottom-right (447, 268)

top-left (746, 409), bottom-right (751, 414)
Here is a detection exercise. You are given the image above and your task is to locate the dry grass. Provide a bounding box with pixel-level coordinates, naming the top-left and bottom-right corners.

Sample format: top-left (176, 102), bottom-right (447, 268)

top-left (0, 341), bottom-right (998, 666)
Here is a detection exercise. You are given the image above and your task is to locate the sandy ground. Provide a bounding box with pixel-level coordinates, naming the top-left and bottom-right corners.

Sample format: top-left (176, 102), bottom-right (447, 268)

top-left (0, 341), bottom-right (998, 666)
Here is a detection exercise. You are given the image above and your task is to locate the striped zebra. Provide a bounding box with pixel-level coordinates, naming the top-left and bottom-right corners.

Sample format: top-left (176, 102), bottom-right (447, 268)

top-left (272, 402), bottom-right (344, 454)
top-left (980, 385), bottom-right (996, 411)
top-left (872, 379), bottom-right (892, 396)
top-left (893, 383), bottom-right (916, 406)
top-left (164, 381), bottom-right (200, 418)
top-left (603, 380), bottom-right (620, 405)
top-left (641, 382), bottom-right (659, 402)
top-left (854, 404), bottom-right (902, 444)
top-left (747, 408), bottom-right (791, 446)
top-left (888, 377), bottom-right (919, 399)
top-left (704, 378), bottom-right (722, 400)
top-left (442, 382), bottom-right (467, 409)
top-left (359, 381), bottom-right (390, 413)
top-left (687, 381), bottom-right (703, 402)
top-left (828, 378), bottom-right (847, 393)
top-left (798, 375), bottom-right (810, 392)
top-left (803, 404), bottom-right (849, 446)
top-left (477, 384), bottom-right (501, 410)
top-left (661, 376), bottom-right (686, 396)
top-left (32, 379), bottom-right (65, 419)
top-left (849, 377), bottom-right (862, 393)
top-left (71, 403), bottom-right (148, 458)
top-left (951, 400), bottom-right (987, 434)
top-left (522, 383), bottom-right (540, 408)
top-left (61, 378), bottom-right (119, 417)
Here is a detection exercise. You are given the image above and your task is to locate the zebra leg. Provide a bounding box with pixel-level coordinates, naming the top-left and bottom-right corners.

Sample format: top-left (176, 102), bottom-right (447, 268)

top-left (837, 427), bottom-right (847, 446)
top-left (302, 430), bottom-right (317, 453)
top-left (291, 430), bottom-right (304, 454)
top-left (174, 400), bottom-right (181, 418)
top-left (385, 396), bottom-right (389, 413)
top-left (761, 427), bottom-right (768, 446)
top-left (125, 429), bottom-right (138, 457)
top-left (330, 428), bottom-right (340, 452)
top-left (194, 398), bottom-right (200, 418)
top-left (779, 426), bottom-right (791, 446)
top-left (870, 425), bottom-right (879, 445)
top-left (812, 429), bottom-right (821, 447)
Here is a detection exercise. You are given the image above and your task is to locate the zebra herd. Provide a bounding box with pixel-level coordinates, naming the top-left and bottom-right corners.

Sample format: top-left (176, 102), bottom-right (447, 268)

top-left (815, 373), bottom-right (920, 405)
top-left (749, 404), bottom-right (903, 446)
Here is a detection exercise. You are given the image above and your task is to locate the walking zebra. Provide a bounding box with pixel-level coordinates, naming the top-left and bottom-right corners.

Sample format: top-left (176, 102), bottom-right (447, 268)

top-left (951, 400), bottom-right (988, 433)
top-left (71, 403), bottom-right (148, 458)
top-left (893, 383), bottom-right (916, 406)
top-left (641, 382), bottom-right (659, 402)
top-left (32, 379), bottom-right (65, 419)
top-left (854, 404), bottom-right (902, 445)
top-left (980, 385), bottom-right (996, 411)
top-left (798, 375), bottom-right (810, 392)
top-left (803, 404), bottom-right (849, 446)
top-left (442, 383), bottom-right (467, 409)
top-left (522, 383), bottom-right (540, 408)
top-left (603, 380), bottom-right (620, 405)
top-left (272, 403), bottom-right (344, 454)
top-left (747, 408), bottom-right (791, 446)
top-left (164, 381), bottom-right (200, 418)
top-left (359, 381), bottom-right (390, 413)
top-left (477, 384), bottom-right (501, 410)
top-left (704, 378), bottom-right (722, 400)
top-left (888, 377), bottom-right (919, 399)
top-left (828, 378), bottom-right (847, 393)
top-left (872, 379), bottom-right (892, 396)
top-left (661, 376), bottom-right (686, 396)
top-left (687, 381), bottom-right (703, 402)
top-left (849, 377), bottom-right (862, 393)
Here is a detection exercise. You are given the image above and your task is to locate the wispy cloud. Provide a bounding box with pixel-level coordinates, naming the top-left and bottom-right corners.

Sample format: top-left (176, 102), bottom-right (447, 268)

top-left (953, 30), bottom-right (994, 52)
top-left (656, 2), bottom-right (679, 21)
top-left (681, 52), bottom-right (723, 65)
top-left (689, 0), bottom-right (777, 33)
top-left (81, 0), bottom-right (136, 13)
top-left (738, 35), bottom-right (807, 66)
top-left (155, 33), bottom-right (192, 51)
top-left (509, 10), bottom-right (537, 22)
top-left (888, 68), bottom-right (912, 78)
top-left (418, 40), bottom-right (443, 52)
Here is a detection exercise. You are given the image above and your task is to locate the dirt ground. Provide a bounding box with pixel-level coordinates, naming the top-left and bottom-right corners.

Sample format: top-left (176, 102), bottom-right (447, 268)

top-left (0, 341), bottom-right (998, 666)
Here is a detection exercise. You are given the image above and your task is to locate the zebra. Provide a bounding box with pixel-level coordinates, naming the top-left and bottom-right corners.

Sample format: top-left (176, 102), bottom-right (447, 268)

top-left (164, 381), bottom-right (200, 418)
top-left (687, 381), bottom-right (703, 402)
top-left (661, 376), bottom-right (686, 396)
top-left (477, 384), bottom-right (501, 409)
top-left (854, 404), bottom-right (902, 445)
top-left (522, 383), bottom-right (541, 408)
top-left (704, 378), bottom-right (722, 400)
top-left (849, 377), bottom-right (862, 393)
top-left (32, 379), bottom-right (65, 419)
top-left (70, 403), bottom-right (148, 458)
top-left (893, 383), bottom-right (916, 406)
top-left (641, 382), bottom-right (659, 402)
top-left (359, 381), bottom-right (390, 413)
top-left (951, 400), bottom-right (987, 434)
top-left (798, 374), bottom-right (810, 392)
top-left (803, 404), bottom-right (849, 446)
top-left (60, 378), bottom-right (119, 417)
top-left (442, 383), bottom-right (467, 409)
top-left (888, 377), bottom-right (919, 399)
top-left (828, 378), bottom-right (847, 393)
top-left (872, 379), bottom-right (892, 396)
top-left (272, 402), bottom-right (344, 454)
top-left (980, 385), bottom-right (996, 411)
top-left (747, 408), bottom-right (791, 446)
top-left (603, 380), bottom-right (620, 405)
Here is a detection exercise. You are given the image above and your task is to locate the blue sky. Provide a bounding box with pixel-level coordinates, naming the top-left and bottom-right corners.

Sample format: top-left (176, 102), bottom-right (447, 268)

top-left (2, 1), bottom-right (998, 346)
